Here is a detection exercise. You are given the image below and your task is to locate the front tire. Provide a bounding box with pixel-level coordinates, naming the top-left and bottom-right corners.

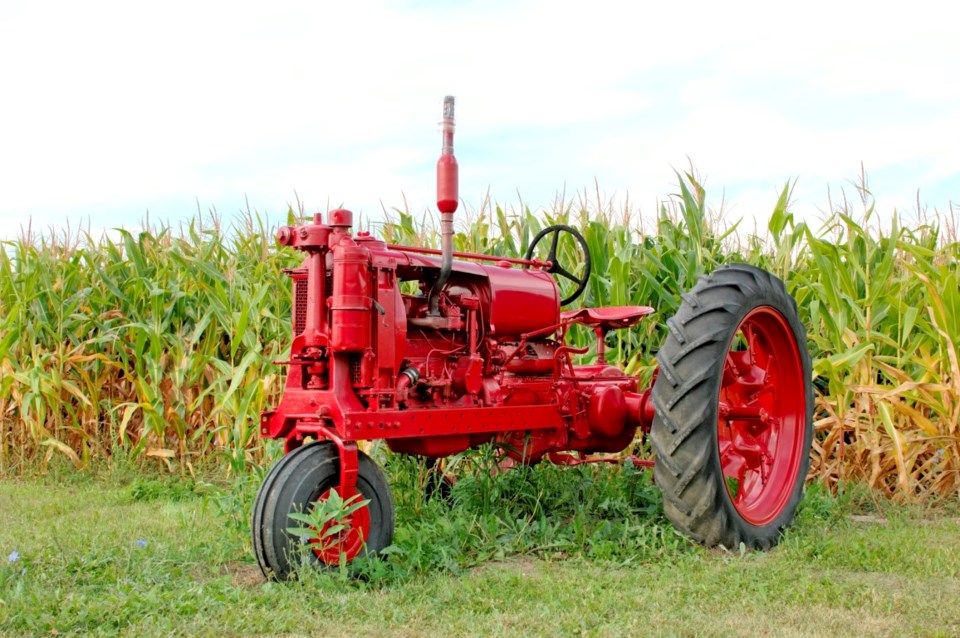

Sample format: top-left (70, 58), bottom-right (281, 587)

top-left (650, 264), bottom-right (813, 549)
top-left (251, 442), bottom-right (395, 580)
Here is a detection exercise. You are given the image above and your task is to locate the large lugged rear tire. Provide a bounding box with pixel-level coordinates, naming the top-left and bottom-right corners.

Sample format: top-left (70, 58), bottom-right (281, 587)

top-left (650, 264), bottom-right (813, 549)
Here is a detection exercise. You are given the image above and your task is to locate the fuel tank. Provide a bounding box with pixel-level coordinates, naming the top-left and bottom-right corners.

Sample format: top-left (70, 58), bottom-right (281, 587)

top-left (480, 261), bottom-right (559, 337)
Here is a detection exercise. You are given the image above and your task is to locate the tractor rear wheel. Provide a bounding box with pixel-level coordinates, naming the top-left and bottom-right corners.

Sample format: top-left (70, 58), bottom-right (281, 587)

top-left (650, 264), bottom-right (812, 549)
top-left (252, 442), bottom-right (395, 580)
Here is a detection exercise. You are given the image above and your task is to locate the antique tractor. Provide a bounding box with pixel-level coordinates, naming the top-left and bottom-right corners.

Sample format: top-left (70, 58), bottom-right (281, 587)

top-left (252, 97), bottom-right (813, 579)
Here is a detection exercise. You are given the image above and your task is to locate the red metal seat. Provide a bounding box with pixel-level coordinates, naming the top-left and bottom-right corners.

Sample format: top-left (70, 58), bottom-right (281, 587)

top-left (561, 305), bottom-right (654, 330)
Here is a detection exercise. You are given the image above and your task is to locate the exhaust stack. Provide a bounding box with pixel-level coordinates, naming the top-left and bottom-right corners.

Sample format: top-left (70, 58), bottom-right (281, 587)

top-left (429, 95), bottom-right (458, 315)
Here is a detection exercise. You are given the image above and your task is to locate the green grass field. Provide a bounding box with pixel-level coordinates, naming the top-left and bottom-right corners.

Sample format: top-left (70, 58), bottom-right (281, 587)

top-left (2, 465), bottom-right (959, 637)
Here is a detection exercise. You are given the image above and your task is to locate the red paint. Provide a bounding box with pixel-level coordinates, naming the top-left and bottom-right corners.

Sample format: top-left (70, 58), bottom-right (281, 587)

top-left (330, 237), bottom-right (371, 352)
top-left (386, 243), bottom-right (549, 268)
top-left (588, 385), bottom-right (627, 438)
top-left (560, 305), bottom-right (653, 329)
top-left (262, 212), bottom-right (656, 465)
top-left (437, 95), bottom-right (458, 214)
top-left (310, 487), bottom-right (371, 565)
top-left (437, 154), bottom-right (459, 214)
top-left (717, 306), bottom-right (807, 525)
top-left (328, 209), bottom-right (353, 227)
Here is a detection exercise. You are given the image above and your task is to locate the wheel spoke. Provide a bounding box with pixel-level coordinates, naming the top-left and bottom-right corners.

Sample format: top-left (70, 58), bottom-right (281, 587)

top-left (729, 349), bottom-right (753, 376)
top-left (727, 345), bottom-right (767, 397)
top-left (553, 263), bottom-right (578, 283)
top-left (752, 325), bottom-right (772, 370)
top-left (720, 440), bottom-right (746, 477)
top-left (737, 468), bottom-right (763, 504)
top-left (732, 430), bottom-right (763, 468)
top-left (719, 439), bottom-right (733, 460)
top-left (722, 351), bottom-right (740, 386)
top-left (547, 229), bottom-right (560, 264)
top-left (720, 419), bottom-right (759, 466)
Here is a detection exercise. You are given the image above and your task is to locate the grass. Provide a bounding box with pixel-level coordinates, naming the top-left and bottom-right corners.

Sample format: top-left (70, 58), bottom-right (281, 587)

top-left (2, 461), bottom-right (959, 637)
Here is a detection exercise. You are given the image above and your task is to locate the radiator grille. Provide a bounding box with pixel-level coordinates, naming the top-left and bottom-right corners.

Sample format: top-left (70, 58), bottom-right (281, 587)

top-left (350, 355), bottom-right (362, 386)
top-left (293, 277), bottom-right (308, 336)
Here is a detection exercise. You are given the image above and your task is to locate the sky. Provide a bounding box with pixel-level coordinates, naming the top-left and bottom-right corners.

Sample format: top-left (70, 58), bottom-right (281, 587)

top-left (1, 0), bottom-right (957, 241)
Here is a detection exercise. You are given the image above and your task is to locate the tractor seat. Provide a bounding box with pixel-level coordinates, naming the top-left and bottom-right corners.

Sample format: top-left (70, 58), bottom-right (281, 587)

top-left (561, 305), bottom-right (654, 331)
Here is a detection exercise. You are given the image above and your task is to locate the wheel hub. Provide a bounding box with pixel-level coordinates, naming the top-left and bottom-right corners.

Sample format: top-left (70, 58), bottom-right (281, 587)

top-left (310, 488), bottom-right (371, 565)
top-left (718, 306), bottom-right (806, 526)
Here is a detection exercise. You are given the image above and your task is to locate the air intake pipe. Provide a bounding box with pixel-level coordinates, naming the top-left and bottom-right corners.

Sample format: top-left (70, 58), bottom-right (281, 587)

top-left (428, 95), bottom-right (459, 316)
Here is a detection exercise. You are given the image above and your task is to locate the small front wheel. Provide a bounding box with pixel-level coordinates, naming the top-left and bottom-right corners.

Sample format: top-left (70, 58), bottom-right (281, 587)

top-left (650, 264), bottom-right (813, 549)
top-left (251, 442), bottom-right (395, 579)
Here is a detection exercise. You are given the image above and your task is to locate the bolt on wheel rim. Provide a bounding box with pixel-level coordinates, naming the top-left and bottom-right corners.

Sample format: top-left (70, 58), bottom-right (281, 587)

top-left (310, 488), bottom-right (371, 565)
top-left (717, 306), bottom-right (806, 526)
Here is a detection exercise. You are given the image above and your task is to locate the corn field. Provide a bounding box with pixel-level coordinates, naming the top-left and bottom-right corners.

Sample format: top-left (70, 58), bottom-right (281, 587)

top-left (1, 173), bottom-right (957, 500)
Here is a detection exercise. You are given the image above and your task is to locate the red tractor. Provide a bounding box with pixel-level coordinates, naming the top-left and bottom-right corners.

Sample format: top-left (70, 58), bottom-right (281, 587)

top-left (252, 97), bottom-right (813, 579)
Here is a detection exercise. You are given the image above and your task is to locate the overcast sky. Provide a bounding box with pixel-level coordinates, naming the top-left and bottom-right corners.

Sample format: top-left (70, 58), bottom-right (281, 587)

top-left (1, 0), bottom-right (957, 241)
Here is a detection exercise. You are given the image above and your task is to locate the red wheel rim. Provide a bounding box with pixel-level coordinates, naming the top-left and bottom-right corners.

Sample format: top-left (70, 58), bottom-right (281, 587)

top-left (310, 488), bottom-right (371, 565)
top-left (717, 306), bottom-right (806, 526)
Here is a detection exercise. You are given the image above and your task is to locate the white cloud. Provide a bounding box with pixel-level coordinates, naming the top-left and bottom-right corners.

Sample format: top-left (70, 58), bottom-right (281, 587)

top-left (0, 0), bottom-right (957, 240)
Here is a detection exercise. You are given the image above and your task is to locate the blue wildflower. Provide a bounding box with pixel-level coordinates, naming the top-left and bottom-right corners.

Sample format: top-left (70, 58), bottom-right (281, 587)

top-left (7, 551), bottom-right (18, 563)
top-left (135, 539), bottom-right (147, 548)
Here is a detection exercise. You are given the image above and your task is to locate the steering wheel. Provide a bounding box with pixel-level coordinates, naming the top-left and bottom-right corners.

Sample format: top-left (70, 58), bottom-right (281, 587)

top-left (523, 224), bottom-right (592, 305)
